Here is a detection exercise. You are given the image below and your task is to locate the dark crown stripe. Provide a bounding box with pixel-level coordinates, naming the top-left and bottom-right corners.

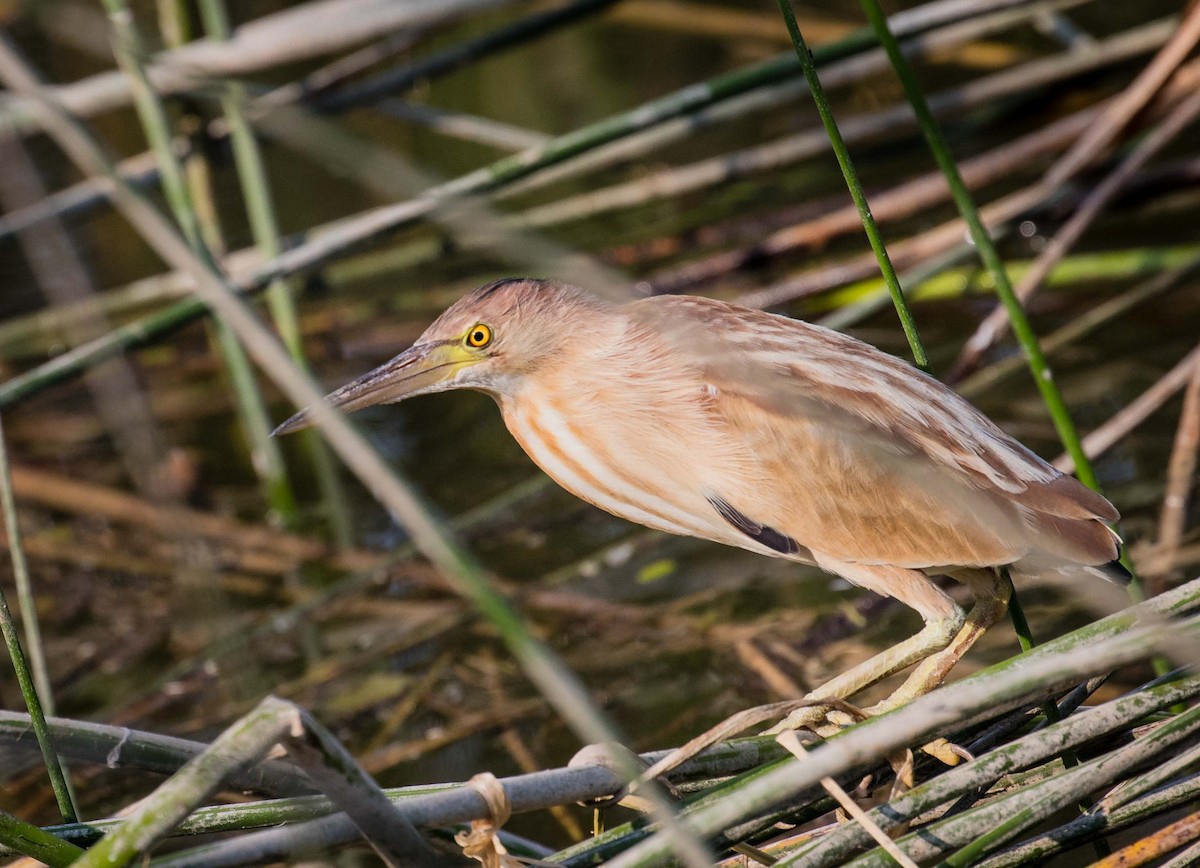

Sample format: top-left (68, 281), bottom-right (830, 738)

top-left (475, 277), bottom-right (527, 299)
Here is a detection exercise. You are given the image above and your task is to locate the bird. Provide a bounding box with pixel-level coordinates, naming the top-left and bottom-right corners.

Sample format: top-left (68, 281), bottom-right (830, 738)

top-left (275, 277), bottom-right (1127, 732)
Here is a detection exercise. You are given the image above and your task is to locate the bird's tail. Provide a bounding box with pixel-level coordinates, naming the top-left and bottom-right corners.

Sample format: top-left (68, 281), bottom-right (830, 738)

top-left (1096, 559), bottom-right (1132, 586)
top-left (1008, 555), bottom-right (1131, 587)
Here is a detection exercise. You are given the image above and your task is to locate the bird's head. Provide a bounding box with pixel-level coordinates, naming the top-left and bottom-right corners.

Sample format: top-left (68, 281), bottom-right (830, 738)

top-left (273, 278), bottom-right (607, 435)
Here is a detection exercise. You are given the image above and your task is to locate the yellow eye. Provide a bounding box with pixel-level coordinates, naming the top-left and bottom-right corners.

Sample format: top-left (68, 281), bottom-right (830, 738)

top-left (465, 323), bottom-right (493, 348)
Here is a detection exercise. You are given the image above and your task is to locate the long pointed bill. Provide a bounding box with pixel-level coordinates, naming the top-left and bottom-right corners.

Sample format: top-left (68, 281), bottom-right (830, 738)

top-left (272, 340), bottom-right (463, 436)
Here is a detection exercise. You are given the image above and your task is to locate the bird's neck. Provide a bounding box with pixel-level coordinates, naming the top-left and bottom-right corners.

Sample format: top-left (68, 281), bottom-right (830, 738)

top-left (497, 312), bottom-right (694, 430)
top-left (493, 312), bottom-right (628, 403)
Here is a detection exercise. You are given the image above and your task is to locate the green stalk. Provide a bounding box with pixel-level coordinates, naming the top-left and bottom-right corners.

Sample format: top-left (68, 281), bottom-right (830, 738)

top-left (1004, 569), bottom-right (1099, 846)
top-left (774, 0), bottom-right (928, 371)
top-left (854, 0), bottom-right (1150, 603)
top-left (0, 414), bottom-right (76, 822)
top-left (195, 0), bottom-right (353, 548)
top-left (0, 810), bottom-right (82, 867)
top-left (1003, 594), bottom-right (1107, 857)
top-left (1003, 577), bottom-right (1054, 715)
top-left (0, 448), bottom-right (53, 713)
top-left (103, 0), bottom-right (298, 526)
top-left (852, 0), bottom-right (1153, 698)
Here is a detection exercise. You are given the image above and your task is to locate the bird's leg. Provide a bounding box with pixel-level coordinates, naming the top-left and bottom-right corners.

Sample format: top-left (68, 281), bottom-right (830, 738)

top-left (767, 564), bottom-right (965, 734)
top-left (864, 568), bottom-right (1011, 715)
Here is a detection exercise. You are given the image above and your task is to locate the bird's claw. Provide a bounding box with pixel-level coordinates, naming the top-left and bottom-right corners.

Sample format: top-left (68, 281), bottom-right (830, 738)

top-left (921, 736), bottom-right (972, 766)
top-left (767, 702), bottom-right (970, 768)
top-left (765, 699), bottom-right (868, 736)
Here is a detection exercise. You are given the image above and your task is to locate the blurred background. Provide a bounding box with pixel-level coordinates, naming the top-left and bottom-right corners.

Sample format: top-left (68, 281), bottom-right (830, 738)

top-left (0, 0), bottom-right (1196, 851)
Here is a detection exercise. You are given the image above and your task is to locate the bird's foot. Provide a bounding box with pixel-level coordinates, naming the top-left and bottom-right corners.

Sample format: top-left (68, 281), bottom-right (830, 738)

top-left (763, 698), bottom-right (868, 736)
top-left (766, 699), bottom-right (970, 767)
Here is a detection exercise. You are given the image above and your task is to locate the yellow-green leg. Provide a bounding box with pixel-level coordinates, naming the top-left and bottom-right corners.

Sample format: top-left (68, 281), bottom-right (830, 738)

top-left (863, 567), bottom-right (1011, 714)
top-left (768, 562), bottom-right (966, 734)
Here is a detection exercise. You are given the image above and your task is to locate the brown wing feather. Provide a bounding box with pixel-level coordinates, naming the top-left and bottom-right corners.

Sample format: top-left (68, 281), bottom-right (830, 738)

top-left (633, 295), bottom-right (1118, 569)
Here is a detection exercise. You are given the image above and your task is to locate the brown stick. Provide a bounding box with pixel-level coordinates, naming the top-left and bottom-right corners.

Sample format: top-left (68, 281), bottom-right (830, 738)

top-left (7, 464), bottom-right (378, 571)
top-left (1144, 358), bottom-right (1200, 590)
top-left (949, 75), bottom-right (1200, 380)
top-left (1045, 4), bottom-right (1200, 187)
top-left (650, 55), bottom-right (1200, 303)
top-left (1090, 807), bottom-right (1200, 868)
top-left (1055, 342), bottom-right (1200, 474)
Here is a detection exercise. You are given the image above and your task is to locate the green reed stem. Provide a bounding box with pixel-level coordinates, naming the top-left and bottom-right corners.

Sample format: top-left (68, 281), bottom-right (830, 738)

top-left (1004, 570), bottom-right (1064, 730)
top-left (859, 0), bottom-right (1157, 732)
top-left (104, 0), bottom-right (298, 527)
top-left (0, 810), bottom-right (82, 867)
top-left (196, 0), bottom-right (353, 548)
top-left (855, 0), bottom-right (1152, 694)
top-left (1006, 570), bottom-right (1111, 860)
top-left (775, 4), bottom-right (1124, 804)
top-left (1004, 571), bottom-right (1043, 655)
top-left (774, 0), bottom-right (928, 371)
top-left (0, 414), bottom-right (76, 822)
top-left (773, 0), bottom-right (1055, 702)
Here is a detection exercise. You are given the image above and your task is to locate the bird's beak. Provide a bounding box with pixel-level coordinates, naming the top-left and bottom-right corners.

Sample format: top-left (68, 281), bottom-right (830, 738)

top-left (272, 340), bottom-right (466, 436)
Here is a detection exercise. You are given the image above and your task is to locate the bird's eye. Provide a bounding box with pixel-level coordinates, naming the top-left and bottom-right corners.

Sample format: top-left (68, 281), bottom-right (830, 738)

top-left (465, 323), bottom-right (493, 348)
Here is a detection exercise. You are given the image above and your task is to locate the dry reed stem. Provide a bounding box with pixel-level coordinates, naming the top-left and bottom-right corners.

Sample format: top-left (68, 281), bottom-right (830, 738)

top-left (735, 638), bottom-right (806, 698)
top-left (1090, 808), bottom-right (1200, 868)
top-left (0, 527), bottom-right (285, 590)
top-left (776, 731), bottom-right (919, 868)
top-left (482, 653), bottom-right (587, 841)
top-left (5, 464), bottom-right (377, 571)
top-left (359, 698), bottom-right (547, 775)
top-left (1146, 359), bottom-right (1200, 588)
top-left (957, 253), bottom-right (1200, 399)
top-left (1055, 341), bottom-right (1200, 474)
top-left (1045, 3), bottom-right (1200, 188)
top-left (631, 699), bottom-right (865, 789)
top-left (736, 182), bottom-right (1047, 309)
top-left (0, 0), bottom-right (514, 136)
top-left (605, 0), bottom-right (855, 45)
top-left (270, 608), bottom-right (466, 701)
top-left (1160, 836), bottom-right (1200, 868)
top-left (951, 75), bottom-right (1200, 378)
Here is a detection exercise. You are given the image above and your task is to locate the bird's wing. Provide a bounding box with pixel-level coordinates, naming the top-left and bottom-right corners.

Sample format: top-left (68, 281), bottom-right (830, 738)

top-left (632, 296), bottom-right (1117, 569)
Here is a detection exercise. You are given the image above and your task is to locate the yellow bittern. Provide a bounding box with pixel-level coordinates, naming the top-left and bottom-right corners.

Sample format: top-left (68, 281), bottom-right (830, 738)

top-left (276, 278), bottom-right (1126, 729)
